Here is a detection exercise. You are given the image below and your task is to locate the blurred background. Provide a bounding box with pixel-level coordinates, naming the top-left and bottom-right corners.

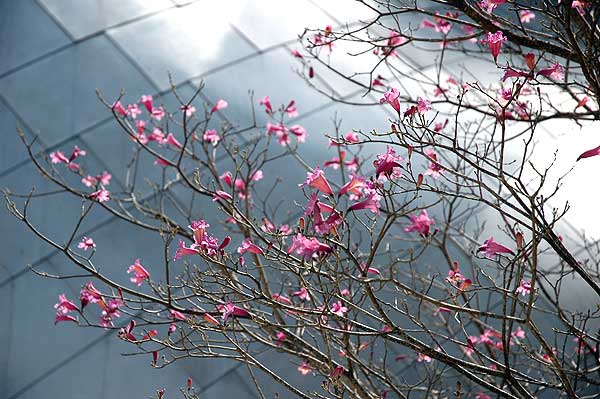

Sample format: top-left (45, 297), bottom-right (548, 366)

top-left (1, 0), bottom-right (597, 398)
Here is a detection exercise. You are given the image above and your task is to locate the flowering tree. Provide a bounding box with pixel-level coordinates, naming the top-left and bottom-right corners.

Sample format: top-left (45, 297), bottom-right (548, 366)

top-left (5, 1), bottom-right (600, 398)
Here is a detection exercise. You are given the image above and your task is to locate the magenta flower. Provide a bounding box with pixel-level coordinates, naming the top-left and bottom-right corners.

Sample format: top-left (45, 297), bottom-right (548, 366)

top-left (484, 31), bottom-right (506, 61)
top-left (330, 301), bottom-right (348, 317)
top-left (348, 192), bottom-right (381, 214)
top-left (420, 13), bottom-right (452, 35)
top-left (538, 63), bottom-right (564, 81)
top-left (127, 103), bottom-right (141, 119)
top-left (292, 287), bottom-right (310, 301)
top-left (424, 149), bottom-right (443, 178)
top-left (478, 236), bottom-right (514, 259)
top-left (219, 301), bottom-right (251, 322)
top-left (174, 240), bottom-right (199, 261)
top-left (203, 129), bottom-right (221, 145)
top-left (417, 97), bottom-right (431, 113)
top-left (90, 189), bottom-right (110, 203)
top-left (112, 101), bottom-right (127, 116)
top-left (54, 313), bottom-right (78, 325)
top-left (170, 309), bottom-right (187, 321)
top-left (212, 190), bottom-right (232, 202)
top-left (77, 236), bottom-right (96, 251)
top-left (379, 88), bottom-right (401, 113)
top-left (272, 293), bottom-right (293, 306)
top-left (211, 99), bottom-right (228, 113)
top-left (289, 125), bottom-right (307, 143)
top-left (299, 167), bottom-right (333, 195)
top-left (100, 298), bottom-right (122, 328)
top-left (519, 10), bottom-right (535, 23)
top-left (516, 280), bottom-right (532, 297)
top-left (165, 133), bottom-right (182, 149)
top-left (285, 100), bottom-right (298, 118)
top-left (50, 150), bottom-right (69, 164)
top-left (339, 174), bottom-right (367, 197)
top-left (259, 96), bottom-right (273, 114)
top-left (577, 144), bottom-right (600, 161)
top-left (417, 353), bottom-right (432, 363)
top-left (237, 238), bottom-right (264, 256)
top-left (119, 320), bottom-right (137, 342)
top-left (180, 104), bottom-right (196, 117)
top-left (151, 106), bottom-right (165, 121)
top-left (359, 260), bottom-right (381, 276)
top-left (405, 210), bottom-right (435, 236)
top-left (298, 361), bottom-right (312, 375)
top-left (220, 171), bottom-right (234, 187)
top-left (287, 233), bottom-right (332, 257)
top-left (275, 331), bottom-right (287, 346)
top-left (127, 258), bottom-right (150, 286)
top-left (140, 95), bottom-right (153, 112)
top-left (330, 365), bottom-right (345, 380)
top-left (80, 282), bottom-right (103, 308)
top-left (54, 294), bottom-right (79, 315)
top-left (374, 146), bottom-right (403, 177)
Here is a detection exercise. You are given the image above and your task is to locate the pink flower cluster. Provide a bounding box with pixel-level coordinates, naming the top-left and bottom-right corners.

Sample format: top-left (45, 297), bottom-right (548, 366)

top-left (175, 220), bottom-right (231, 261)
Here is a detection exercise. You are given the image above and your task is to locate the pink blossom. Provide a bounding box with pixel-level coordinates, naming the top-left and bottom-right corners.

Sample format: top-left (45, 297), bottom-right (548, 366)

top-left (148, 127), bottom-right (165, 143)
top-left (259, 96), bottom-right (273, 114)
top-left (272, 293), bottom-right (293, 306)
top-left (98, 171), bottom-right (112, 186)
top-left (330, 301), bottom-right (348, 317)
top-left (54, 313), bottom-right (78, 325)
top-left (330, 365), bottom-right (345, 380)
top-left (82, 176), bottom-right (96, 187)
top-left (424, 149), bottom-right (443, 178)
top-left (420, 13), bottom-right (453, 35)
top-left (80, 282), bottom-right (103, 308)
top-left (90, 189), bottom-right (110, 203)
top-left (512, 326), bottom-right (526, 339)
top-left (298, 361), bottom-right (312, 375)
top-left (291, 49), bottom-right (303, 58)
top-left (519, 10), bottom-right (535, 23)
top-left (119, 320), bottom-right (137, 342)
top-left (379, 88), bottom-right (401, 113)
top-left (140, 95), bottom-right (153, 113)
top-left (292, 287), bottom-right (310, 301)
top-left (112, 101), bottom-right (127, 116)
top-left (359, 260), bottom-right (381, 276)
top-left (405, 210), bottom-right (435, 236)
top-left (203, 129), bottom-right (221, 145)
top-left (99, 298), bottom-right (122, 328)
top-left (212, 190), bottom-right (232, 202)
top-left (127, 103), bottom-right (142, 118)
top-left (168, 310), bottom-right (185, 322)
top-left (275, 331), bottom-right (287, 346)
top-left (165, 133), bottom-right (182, 149)
top-left (287, 233), bottom-right (332, 257)
top-left (69, 145), bottom-right (86, 161)
top-left (285, 100), bottom-right (298, 118)
top-left (50, 150), bottom-right (69, 164)
top-left (127, 258), bottom-right (150, 286)
top-left (516, 280), bottom-right (532, 297)
top-left (220, 171), bottom-right (234, 187)
top-left (340, 174), bottom-right (367, 197)
top-left (54, 294), bottom-right (79, 315)
top-left (538, 63), bottom-right (564, 81)
top-left (151, 106), bottom-right (165, 121)
top-left (348, 191), bottom-right (381, 214)
top-left (577, 144), bottom-right (600, 161)
top-left (417, 97), bottom-right (431, 113)
top-left (417, 353), bottom-right (432, 363)
top-left (211, 99), bottom-right (228, 113)
top-left (77, 236), bottom-right (96, 251)
top-left (299, 167), bottom-right (333, 195)
top-left (374, 146), bottom-right (403, 177)
top-left (289, 125), bottom-right (306, 142)
top-left (174, 240), bottom-right (198, 261)
top-left (478, 236), bottom-right (514, 259)
top-left (484, 31), bottom-right (506, 61)
top-left (478, 0), bottom-right (506, 13)
top-left (180, 104), bottom-right (196, 117)
top-left (476, 394), bottom-right (491, 399)
top-left (136, 119), bottom-right (146, 134)
top-left (219, 301), bottom-right (251, 322)
top-left (237, 238), bottom-right (264, 256)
